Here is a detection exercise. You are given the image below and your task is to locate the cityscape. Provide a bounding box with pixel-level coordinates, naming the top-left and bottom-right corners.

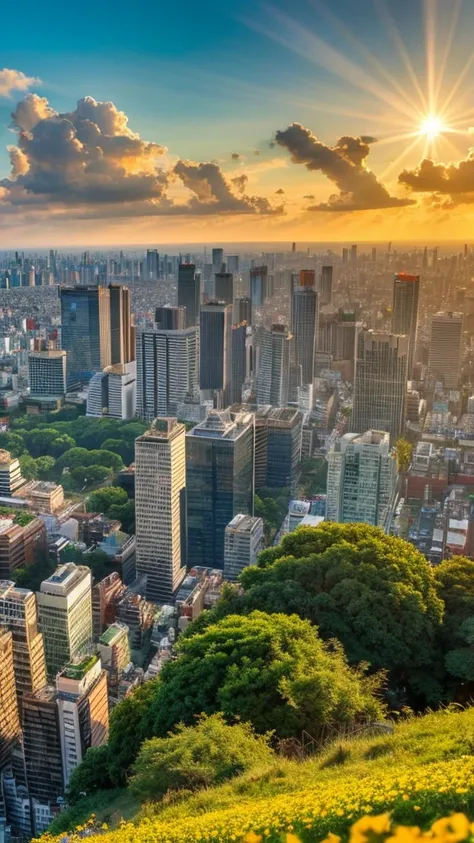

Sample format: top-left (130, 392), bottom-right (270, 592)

top-left (2, 0), bottom-right (474, 842)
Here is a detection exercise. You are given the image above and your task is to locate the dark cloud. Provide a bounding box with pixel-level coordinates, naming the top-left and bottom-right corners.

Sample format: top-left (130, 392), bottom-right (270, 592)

top-left (399, 152), bottom-right (474, 203)
top-left (275, 122), bottom-right (413, 211)
top-left (275, 188), bottom-right (285, 194)
top-left (254, 150), bottom-right (260, 156)
top-left (303, 194), bottom-right (315, 199)
top-left (174, 160), bottom-right (280, 214)
top-left (231, 153), bottom-right (240, 160)
top-left (231, 174), bottom-right (248, 193)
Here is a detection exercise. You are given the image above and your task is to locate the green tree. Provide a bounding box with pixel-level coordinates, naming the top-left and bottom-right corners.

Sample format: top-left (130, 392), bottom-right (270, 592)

top-left (24, 427), bottom-right (62, 457)
top-left (101, 438), bottom-right (132, 465)
top-left (108, 500), bottom-right (135, 533)
top-left (107, 680), bottom-right (161, 786)
top-left (15, 555), bottom-right (56, 592)
top-left (66, 745), bottom-right (114, 804)
top-left (50, 434), bottom-right (75, 458)
top-left (0, 431), bottom-right (27, 457)
top-left (131, 714), bottom-right (274, 802)
top-left (214, 524), bottom-right (443, 699)
top-left (395, 438), bottom-right (414, 473)
top-left (60, 546), bottom-right (116, 582)
top-left (147, 611), bottom-right (384, 744)
top-left (55, 447), bottom-right (92, 473)
top-left (435, 558), bottom-right (474, 685)
top-left (90, 450), bottom-right (124, 471)
top-left (87, 486), bottom-right (128, 514)
top-left (71, 464), bottom-right (111, 488)
top-left (19, 454), bottom-right (38, 480)
top-left (34, 455), bottom-right (56, 480)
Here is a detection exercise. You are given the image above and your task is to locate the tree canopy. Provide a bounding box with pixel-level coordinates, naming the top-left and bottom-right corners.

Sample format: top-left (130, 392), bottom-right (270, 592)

top-left (435, 558), bottom-right (474, 683)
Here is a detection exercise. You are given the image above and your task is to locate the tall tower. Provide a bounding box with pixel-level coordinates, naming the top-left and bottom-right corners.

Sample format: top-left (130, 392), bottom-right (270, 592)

top-left (0, 582), bottom-right (47, 705)
top-left (37, 564), bottom-right (92, 678)
top-left (299, 269), bottom-right (315, 287)
top-left (199, 302), bottom-right (233, 400)
top-left (320, 265), bottom-right (333, 306)
top-left (0, 631), bottom-right (21, 771)
top-left (292, 286), bottom-right (319, 385)
top-left (146, 249), bottom-right (159, 280)
top-left (352, 331), bottom-right (408, 441)
top-left (23, 686), bottom-right (64, 835)
top-left (230, 323), bottom-right (247, 405)
top-left (256, 324), bottom-right (291, 407)
top-left (428, 312), bottom-right (463, 389)
top-left (136, 327), bottom-right (198, 421)
top-left (135, 419), bottom-right (187, 603)
top-left (60, 286), bottom-right (111, 387)
top-left (155, 306), bottom-right (186, 331)
top-left (391, 273), bottom-right (420, 379)
top-left (214, 272), bottom-right (234, 306)
top-left (109, 284), bottom-right (133, 365)
top-left (177, 264), bottom-right (200, 328)
top-left (250, 266), bottom-right (268, 309)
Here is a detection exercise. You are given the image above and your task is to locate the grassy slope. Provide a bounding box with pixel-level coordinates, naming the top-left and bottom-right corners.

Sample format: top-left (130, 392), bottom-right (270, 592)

top-left (47, 707), bottom-right (474, 840)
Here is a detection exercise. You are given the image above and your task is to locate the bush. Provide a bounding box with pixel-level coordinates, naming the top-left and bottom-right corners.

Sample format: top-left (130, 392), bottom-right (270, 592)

top-left (131, 714), bottom-right (274, 802)
top-left (67, 745), bottom-right (114, 805)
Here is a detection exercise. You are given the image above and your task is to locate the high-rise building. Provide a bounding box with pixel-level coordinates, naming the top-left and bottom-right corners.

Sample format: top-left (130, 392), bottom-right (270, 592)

top-left (320, 265), bottom-right (333, 306)
top-left (0, 582), bottom-right (47, 704)
top-left (37, 564), bottom-right (92, 678)
top-left (28, 351), bottom-right (67, 397)
top-left (199, 302), bottom-right (233, 399)
top-left (224, 514), bottom-right (264, 582)
top-left (177, 264), bottom-right (200, 328)
top-left (299, 269), bottom-right (315, 287)
top-left (256, 324), bottom-right (291, 407)
top-left (351, 331), bottom-right (408, 441)
top-left (22, 686), bottom-right (63, 835)
top-left (250, 266), bottom-right (268, 308)
top-left (428, 312), bottom-right (463, 389)
top-left (226, 255), bottom-right (239, 274)
top-left (56, 656), bottom-right (108, 787)
top-left (212, 248), bottom-right (224, 273)
top-left (135, 419), bottom-right (187, 603)
top-left (60, 286), bottom-right (111, 387)
top-left (214, 273), bottom-right (234, 306)
top-left (351, 244), bottom-right (358, 262)
top-left (92, 572), bottom-right (124, 638)
top-left (0, 450), bottom-right (25, 497)
top-left (255, 407), bottom-right (302, 491)
top-left (0, 631), bottom-right (21, 771)
top-left (292, 286), bottom-right (319, 384)
top-left (391, 273), bottom-right (420, 379)
top-left (235, 296), bottom-right (252, 326)
top-left (326, 430), bottom-right (398, 531)
top-left (230, 323), bottom-right (247, 405)
top-left (109, 284), bottom-right (133, 365)
top-left (155, 306), bottom-right (186, 331)
top-left (0, 515), bottom-right (46, 580)
top-left (136, 328), bottom-right (198, 421)
top-left (186, 410), bottom-right (254, 568)
top-left (86, 361), bottom-right (136, 420)
top-left (145, 249), bottom-right (159, 280)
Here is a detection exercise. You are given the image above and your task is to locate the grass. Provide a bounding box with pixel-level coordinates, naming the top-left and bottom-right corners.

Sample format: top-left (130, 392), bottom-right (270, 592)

top-left (45, 706), bottom-right (474, 842)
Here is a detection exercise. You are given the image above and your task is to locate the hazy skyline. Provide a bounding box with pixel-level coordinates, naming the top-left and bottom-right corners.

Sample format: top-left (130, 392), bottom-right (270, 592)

top-left (2, 0), bottom-right (474, 245)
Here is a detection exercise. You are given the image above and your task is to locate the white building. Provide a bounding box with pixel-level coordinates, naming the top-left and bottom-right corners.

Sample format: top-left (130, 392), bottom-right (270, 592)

top-left (224, 514), bottom-right (264, 582)
top-left (135, 418), bottom-right (187, 603)
top-left (256, 325), bottom-right (291, 407)
top-left (136, 328), bottom-right (198, 422)
top-left (0, 450), bottom-right (25, 497)
top-left (326, 430), bottom-right (398, 531)
top-left (37, 564), bottom-right (92, 678)
top-left (86, 360), bottom-right (136, 420)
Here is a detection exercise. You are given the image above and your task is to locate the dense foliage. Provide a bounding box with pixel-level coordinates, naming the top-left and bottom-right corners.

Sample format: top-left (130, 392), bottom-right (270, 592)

top-left (435, 558), bottom-right (474, 684)
top-left (131, 714), bottom-right (274, 801)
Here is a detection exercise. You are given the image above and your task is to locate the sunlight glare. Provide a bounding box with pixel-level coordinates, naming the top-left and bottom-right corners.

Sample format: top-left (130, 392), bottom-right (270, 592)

top-left (419, 115), bottom-right (444, 139)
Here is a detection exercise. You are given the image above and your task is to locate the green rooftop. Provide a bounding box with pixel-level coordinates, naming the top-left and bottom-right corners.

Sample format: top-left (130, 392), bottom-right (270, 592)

top-left (62, 654), bottom-right (98, 680)
top-left (99, 624), bottom-right (125, 645)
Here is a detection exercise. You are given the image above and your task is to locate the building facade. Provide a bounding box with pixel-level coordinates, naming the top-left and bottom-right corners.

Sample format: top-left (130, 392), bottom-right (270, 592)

top-left (351, 331), bottom-right (408, 441)
top-left (428, 312), bottom-right (463, 390)
top-left (28, 351), bottom-right (67, 397)
top-left (37, 564), bottom-right (92, 678)
top-left (136, 328), bottom-right (198, 421)
top-left (177, 264), bottom-right (200, 328)
top-left (292, 286), bottom-right (319, 385)
top-left (60, 286), bottom-right (111, 387)
top-left (391, 273), bottom-right (420, 379)
top-left (0, 582), bottom-right (46, 704)
top-left (224, 514), bottom-right (264, 582)
top-left (256, 324), bottom-right (291, 407)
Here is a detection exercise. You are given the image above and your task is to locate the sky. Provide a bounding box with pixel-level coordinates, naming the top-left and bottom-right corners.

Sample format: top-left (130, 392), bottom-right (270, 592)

top-left (1, 0), bottom-right (474, 246)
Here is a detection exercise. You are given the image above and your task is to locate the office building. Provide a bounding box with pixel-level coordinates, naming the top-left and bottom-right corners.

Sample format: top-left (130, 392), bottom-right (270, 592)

top-left (250, 266), bottom-right (268, 308)
top-left (292, 286), bottom-right (319, 384)
top-left (92, 572), bottom-right (124, 638)
top-left (0, 450), bottom-right (25, 497)
top-left (0, 516), bottom-right (46, 580)
top-left (60, 286), bottom-right (111, 387)
top-left (352, 331), bottom-right (408, 441)
top-left (255, 407), bottom-right (302, 491)
top-left (226, 254), bottom-right (239, 274)
top-left (351, 244), bottom-right (357, 262)
top-left (0, 582), bottom-right (47, 704)
top-left (37, 564), bottom-right (92, 678)
top-left (28, 350), bottom-right (67, 397)
top-left (224, 514), bottom-right (264, 582)
top-left (235, 296), bottom-right (252, 326)
top-left (86, 360), bottom-right (137, 420)
top-left (145, 249), bottom-right (159, 280)
top-left (155, 306), bottom-right (186, 331)
top-left (326, 430), bottom-right (398, 530)
top-left (212, 248), bottom-right (224, 274)
top-left (256, 324), bottom-right (291, 407)
top-left (0, 631), bottom-right (21, 770)
top-left (320, 265), bottom-right (333, 306)
top-left (56, 656), bottom-right (109, 787)
top-left (136, 328), bottom-right (198, 421)
top-left (199, 302), bottom-right (233, 399)
top-left (97, 623), bottom-right (131, 701)
top-left (109, 284), bottom-right (134, 365)
top-left (428, 312), bottom-right (463, 389)
top-left (135, 419), bottom-right (187, 603)
top-left (186, 410), bottom-right (254, 568)
top-left (22, 686), bottom-right (63, 834)
top-left (177, 264), bottom-right (200, 328)
top-left (230, 323), bottom-right (247, 405)
top-left (299, 269), bottom-right (315, 287)
top-left (391, 273), bottom-right (420, 378)
top-left (214, 272), bottom-right (234, 306)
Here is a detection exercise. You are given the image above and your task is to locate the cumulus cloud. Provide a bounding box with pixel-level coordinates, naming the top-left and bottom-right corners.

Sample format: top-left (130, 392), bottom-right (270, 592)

top-left (0, 69), bottom-right (40, 98)
top-left (399, 152), bottom-right (474, 203)
top-left (275, 122), bottom-right (413, 211)
top-left (0, 93), bottom-right (279, 219)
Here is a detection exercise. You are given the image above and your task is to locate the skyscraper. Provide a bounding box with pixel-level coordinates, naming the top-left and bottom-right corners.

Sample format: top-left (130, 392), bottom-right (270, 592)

top-left (136, 327), bottom-right (198, 421)
top-left (135, 419), bottom-right (187, 602)
top-left (320, 265), bottom-right (333, 306)
top-left (230, 323), bottom-right (247, 405)
top-left (155, 306), bottom-right (186, 331)
top-left (226, 255), bottom-right (239, 274)
top-left (352, 331), bottom-right (408, 441)
top-left (428, 312), bottom-right (463, 389)
top-left (0, 582), bottom-right (47, 704)
top-left (146, 249), bottom-right (159, 280)
top-left (255, 407), bottom-right (302, 491)
top-left (177, 264), bottom-right (200, 328)
top-left (256, 324), bottom-right (291, 407)
top-left (0, 449), bottom-right (25, 497)
top-left (37, 564), bottom-right (92, 678)
top-left (186, 410), bottom-right (254, 568)
top-left (28, 351), bottom-right (67, 397)
top-left (235, 296), bottom-right (252, 326)
top-left (109, 284), bottom-right (133, 365)
top-left (250, 266), bottom-right (268, 308)
top-left (60, 286), bottom-right (111, 387)
top-left (326, 430), bottom-right (398, 531)
top-left (299, 269), bottom-right (315, 287)
top-left (0, 631), bottom-right (21, 770)
top-left (391, 273), bottom-right (420, 379)
top-left (214, 272), bottom-right (234, 306)
top-left (23, 686), bottom-right (64, 835)
top-left (86, 362), bottom-right (137, 421)
top-left (212, 248), bottom-right (224, 274)
top-left (292, 286), bottom-right (319, 384)
top-left (199, 302), bottom-right (233, 399)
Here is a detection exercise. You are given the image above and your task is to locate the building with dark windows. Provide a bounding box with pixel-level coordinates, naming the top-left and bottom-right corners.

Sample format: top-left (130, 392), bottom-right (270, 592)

top-left (0, 582), bottom-right (46, 705)
top-left (23, 686), bottom-right (63, 835)
top-left (155, 306), bottom-right (186, 331)
top-left (28, 350), bottom-right (67, 397)
top-left (199, 302), bottom-right (233, 400)
top-left (352, 331), bottom-right (408, 441)
top-left (250, 266), bottom-right (268, 308)
top-left (391, 273), bottom-right (420, 379)
top-left (145, 249), bottom-right (159, 280)
top-left (136, 328), bottom-right (197, 421)
top-left (235, 296), bottom-right (252, 326)
top-left (214, 272), bottom-right (233, 306)
top-left (255, 406), bottom-right (303, 492)
top-left (320, 265), bottom-right (333, 306)
top-left (256, 324), bottom-right (291, 408)
top-left (109, 284), bottom-right (134, 365)
top-left (292, 286), bottom-right (319, 385)
top-left (230, 323), bottom-right (247, 405)
top-left (177, 263), bottom-right (200, 328)
top-left (186, 409), bottom-right (254, 568)
top-left (60, 286), bottom-right (111, 387)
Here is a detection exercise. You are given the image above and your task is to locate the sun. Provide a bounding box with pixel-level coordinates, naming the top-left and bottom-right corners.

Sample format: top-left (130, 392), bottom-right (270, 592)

top-left (419, 115), bottom-right (444, 140)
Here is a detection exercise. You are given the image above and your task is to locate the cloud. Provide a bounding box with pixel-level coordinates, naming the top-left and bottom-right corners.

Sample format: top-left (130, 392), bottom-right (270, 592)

top-left (303, 194), bottom-right (315, 199)
top-left (0, 93), bottom-right (280, 219)
top-left (254, 150), bottom-right (260, 156)
top-left (275, 187), bottom-right (285, 194)
top-left (275, 122), bottom-right (413, 211)
top-left (231, 153), bottom-right (240, 160)
top-left (0, 69), bottom-right (40, 98)
top-left (398, 152), bottom-right (474, 204)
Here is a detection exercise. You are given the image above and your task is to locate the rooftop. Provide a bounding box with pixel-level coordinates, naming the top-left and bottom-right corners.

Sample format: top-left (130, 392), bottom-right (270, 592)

top-left (99, 623), bottom-right (128, 645)
top-left (61, 654), bottom-right (98, 680)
